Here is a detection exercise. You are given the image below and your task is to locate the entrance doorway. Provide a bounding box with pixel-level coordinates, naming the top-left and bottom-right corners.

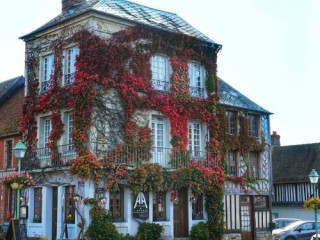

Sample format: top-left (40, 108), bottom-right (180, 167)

top-left (240, 196), bottom-right (253, 240)
top-left (52, 187), bottom-right (58, 240)
top-left (174, 188), bottom-right (188, 238)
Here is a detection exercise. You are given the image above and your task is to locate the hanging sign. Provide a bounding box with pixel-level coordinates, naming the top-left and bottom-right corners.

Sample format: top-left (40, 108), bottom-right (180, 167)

top-left (132, 192), bottom-right (149, 219)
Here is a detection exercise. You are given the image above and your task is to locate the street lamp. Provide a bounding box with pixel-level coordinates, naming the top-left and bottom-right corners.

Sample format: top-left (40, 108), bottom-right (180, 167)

top-left (13, 140), bottom-right (27, 219)
top-left (309, 169), bottom-right (319, 240)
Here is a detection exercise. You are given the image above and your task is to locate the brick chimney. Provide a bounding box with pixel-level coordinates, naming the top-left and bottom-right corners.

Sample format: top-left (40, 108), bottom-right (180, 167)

top-left (62, 0), bottom-right (86, 12)
top-left (271, 131), bottom-right (281, 147)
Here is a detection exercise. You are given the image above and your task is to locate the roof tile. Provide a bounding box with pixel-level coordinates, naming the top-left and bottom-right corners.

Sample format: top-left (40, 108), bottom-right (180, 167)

top-left (21, 0), bottom-right (218, 46)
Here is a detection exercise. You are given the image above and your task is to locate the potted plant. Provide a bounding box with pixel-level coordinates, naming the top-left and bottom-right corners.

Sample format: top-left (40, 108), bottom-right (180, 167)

top-left (65, 214), bottom-right (75, 224)
top-left (0, 172), bottom-right (35, 189)
top-left (33, 215), bottom-right (41, 223)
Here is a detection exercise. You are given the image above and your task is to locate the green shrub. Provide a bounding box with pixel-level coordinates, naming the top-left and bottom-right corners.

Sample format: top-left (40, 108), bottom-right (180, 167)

top-left (86, 210), bottom-right (121, 240)
top-left (136, 222), bottom-right (163, 240)
top-left (120, 234), bottom-right (136, 240)
top-left (190, 222), bottom-right (210, 240)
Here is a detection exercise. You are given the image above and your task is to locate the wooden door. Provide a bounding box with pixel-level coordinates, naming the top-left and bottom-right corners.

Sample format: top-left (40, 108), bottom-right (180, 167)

top-left (240, 196), bottom-right (253, 240)
top-left (52, 187), bottom-right (58, 240)
top-left (174, 189), bottom-right (188, 238)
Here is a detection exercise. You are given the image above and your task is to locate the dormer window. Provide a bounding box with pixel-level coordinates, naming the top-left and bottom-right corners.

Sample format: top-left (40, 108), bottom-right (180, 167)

top-left (151, 55), bottom-right (170, 91)
top-left (41, 54), bottom-right (54, 92)
top-left (64, 46), bottom-right (79, 85)
top-left (188, 62), bottom-right (205, 98)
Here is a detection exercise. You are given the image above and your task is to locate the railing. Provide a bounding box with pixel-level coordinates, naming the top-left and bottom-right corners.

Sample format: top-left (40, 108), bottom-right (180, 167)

top-left (40, 81), bottom-right (50, 93)
top-left (152, 79), bottom-right (170, 92)
top-left (64, 73), bottom-right (74, 85)
top-left (189, 86), bottom-right (205, 98)
top-left (21, 143), bottom-right (219, 170)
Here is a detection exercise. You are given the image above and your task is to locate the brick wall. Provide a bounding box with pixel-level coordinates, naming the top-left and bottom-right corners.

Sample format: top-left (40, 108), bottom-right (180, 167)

top-left (0, 87), bottom-right (24, 224)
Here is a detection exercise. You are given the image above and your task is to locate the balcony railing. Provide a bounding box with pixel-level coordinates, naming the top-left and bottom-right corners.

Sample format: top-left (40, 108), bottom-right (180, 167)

top-left (40, 80), bottom-right (50, 93)
top-left (152, 79), bottom-right (170, 92)
top-left (189, 86), bottom-right (205, 98)
top-left (21, 143), bottom-right (219, 170)
top-left (64, 73), bottom-right (74, 85)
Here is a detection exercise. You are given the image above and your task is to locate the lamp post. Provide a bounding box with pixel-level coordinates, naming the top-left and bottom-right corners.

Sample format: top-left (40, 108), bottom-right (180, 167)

top-left (13, 140), bottom-right (27, 219)
top-left (309, 169), bottom-right (319, 240)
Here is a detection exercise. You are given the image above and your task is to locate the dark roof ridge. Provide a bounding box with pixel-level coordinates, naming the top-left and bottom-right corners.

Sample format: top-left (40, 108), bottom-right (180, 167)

top-left (0, 75), bottom-right (23, 85)
top-left (99, 0), bottom-right (177, 16)
top-left (20, 0), bottom-right (219, 47)
top-left (0, 76), bottom-right (25, 107)
top-left (274, 142), bottom-right (320, 148)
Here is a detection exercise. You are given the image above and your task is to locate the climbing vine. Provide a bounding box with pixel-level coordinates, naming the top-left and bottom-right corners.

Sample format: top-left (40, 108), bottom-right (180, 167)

top-left (22, 24), bottom-right (266, 239)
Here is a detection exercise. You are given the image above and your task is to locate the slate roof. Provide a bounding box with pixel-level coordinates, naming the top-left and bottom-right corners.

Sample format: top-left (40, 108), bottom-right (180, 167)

top-left (272, 143), bottom-right (320, 183)
top-left (0, 76), bottom-right (24, 107)
top-left (20, 0), bottom-right (220, 47)
top-left (218, 78), bottom-right (271, 115)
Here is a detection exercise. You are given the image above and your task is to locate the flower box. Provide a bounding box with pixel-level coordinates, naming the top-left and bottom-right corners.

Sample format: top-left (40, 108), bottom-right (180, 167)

top-left (0, 172), bottom-right (35, 189)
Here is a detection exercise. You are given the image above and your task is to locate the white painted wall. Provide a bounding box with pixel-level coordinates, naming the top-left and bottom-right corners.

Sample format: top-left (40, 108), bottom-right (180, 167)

top-left (272, 206), bottom-right (317, 220)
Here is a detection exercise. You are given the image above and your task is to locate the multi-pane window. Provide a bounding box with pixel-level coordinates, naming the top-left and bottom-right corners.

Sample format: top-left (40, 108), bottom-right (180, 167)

top-left (43, 119), bottom-right (52, 156)
top-left (41, 54), bottom-right (54, 92)
top-left (153, 191), bottom-right (166, 221)
top-left (65, 186), bottom-right (75, 224)
top-left (152, 116), bottom-right (165, 149)
top-left (67, 114), bottom-right (74, 152)
top-left (151, 55), bottom-right (170, 91)
top-left (188, 62), bottom-right (205, 98)
top-left (152, 116), bottom-right (169, 167)
top-left (33, 188), bottom-right (42, 223)
top-left (189, 122), bottom-right (204, 158)
top-left (249, 152), bottom-right (260, 178)
top-left (4, 140), bottom-right (13, 168)
top-left (109, 190), bottom-right (124, 222)
top-left (65, 47), bottom-right (79, 85)
top-left (226, 111), bottom-right (237, 134)
top-left (191, 193), bottom-right (204, 220)
top-left (248, 114), bottom-right (259, 137)
top-left (228, 151), bottom-right (237, 176)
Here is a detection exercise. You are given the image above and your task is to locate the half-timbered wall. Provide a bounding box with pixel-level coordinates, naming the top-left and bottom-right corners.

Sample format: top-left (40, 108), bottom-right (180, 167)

top-left (224, 195), bottom-right (241, 231)
top-left (273, 182), bottom-right (312, 203)
top-left (254, 210), bottom-right (270, 229)
top-left (224, 195), bottom-right (270, 232)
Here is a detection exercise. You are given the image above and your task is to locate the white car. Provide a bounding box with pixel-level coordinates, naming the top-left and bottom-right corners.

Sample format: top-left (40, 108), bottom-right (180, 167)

top-left (273, 218), bottom-right (301, 230)
top-left (310, 233), bottom-right (320, 240)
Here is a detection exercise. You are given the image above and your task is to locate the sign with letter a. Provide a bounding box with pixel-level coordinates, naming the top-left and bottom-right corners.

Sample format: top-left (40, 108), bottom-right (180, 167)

top-left (133, 192), bottom-right (149, 219)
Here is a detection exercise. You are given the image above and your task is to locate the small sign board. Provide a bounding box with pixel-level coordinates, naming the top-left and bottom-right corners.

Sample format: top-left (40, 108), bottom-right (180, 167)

top-left (5, 219), bottom-right (25, 240)
top-left (132, 192), bottom-right (149, 219)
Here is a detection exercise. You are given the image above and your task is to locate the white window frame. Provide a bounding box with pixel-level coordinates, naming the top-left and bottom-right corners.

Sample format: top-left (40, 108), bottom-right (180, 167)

top-left (188, 121), bottom-right (205, 159)
top-left (41, 54), bottom-right (54, 92)
top-left (188, 62), bottom-right (206, 98)
top-left (40, 117), bottom-right (52, 157)
top-left (151, 116), bottom-right (169, 167)
top-left (228, 151), bottom-right (237, 176)
top-left (64, 46), bottom-right (79, 85)
top-left (151, 55), bottom-right (170, 91)
top-left (67, 113), bottom-right (75, 152)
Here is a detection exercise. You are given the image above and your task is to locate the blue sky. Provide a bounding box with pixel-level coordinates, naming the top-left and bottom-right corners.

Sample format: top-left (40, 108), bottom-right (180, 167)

top-left (1, 0), bottom-right (320, 146)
